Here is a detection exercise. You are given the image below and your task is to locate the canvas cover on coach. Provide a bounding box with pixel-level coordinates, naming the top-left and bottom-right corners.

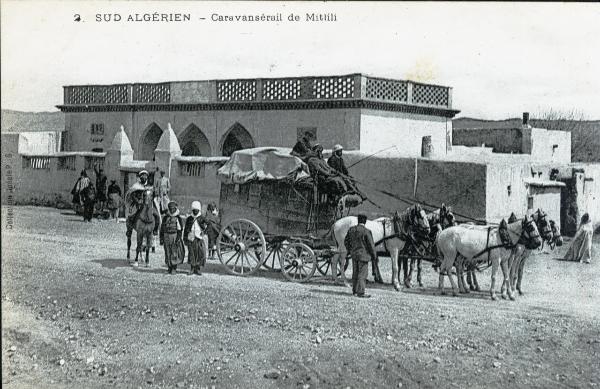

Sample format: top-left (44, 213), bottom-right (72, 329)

top-left (216, 147), bottom-right (310, 184)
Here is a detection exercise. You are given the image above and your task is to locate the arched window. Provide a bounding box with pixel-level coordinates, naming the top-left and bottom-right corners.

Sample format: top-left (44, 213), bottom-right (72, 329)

top-left (179, 124), bottom-right (212, 156)
top-left (220, 123), bottom-right (255, 157)
top-left (139, 123), bottom-right (163, 160)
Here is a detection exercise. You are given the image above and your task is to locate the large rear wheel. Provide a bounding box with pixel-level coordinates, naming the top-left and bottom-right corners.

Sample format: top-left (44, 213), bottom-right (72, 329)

top-left (217, 219), bottom-right (266, 276)
top-left (280, 243), bottom-right (317, 283)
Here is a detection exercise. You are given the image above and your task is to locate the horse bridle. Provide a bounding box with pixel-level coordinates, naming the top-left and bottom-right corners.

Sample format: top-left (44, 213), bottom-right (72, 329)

top-left (533, 210), bottom-right (554, 250)
top-left (517, 217), bottom-right (541, 250)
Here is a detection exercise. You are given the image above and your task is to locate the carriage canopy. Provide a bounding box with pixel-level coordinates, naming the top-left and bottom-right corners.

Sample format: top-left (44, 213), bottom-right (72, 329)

top-left (216, 147), bottom-right (310, 185)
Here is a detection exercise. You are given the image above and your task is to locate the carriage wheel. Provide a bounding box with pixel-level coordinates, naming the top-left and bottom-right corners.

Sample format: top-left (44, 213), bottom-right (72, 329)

top-left (261, 240), bottom-right (286, 271)
top-left (280, 243), bottom-right (317, 283)
top-left (316, 253), bottom-right (350, 277)
top-left (217, 219), bottom-right (266, 276)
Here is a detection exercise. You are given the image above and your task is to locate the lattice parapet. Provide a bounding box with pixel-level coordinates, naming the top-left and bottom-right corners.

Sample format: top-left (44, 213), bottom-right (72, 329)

top-left (95, 85), bottom-right (128, 104)
top-left (132, 83), bottom-right (171, 103)
top-left (312, 76), bottom-right (355, 99)
top-left (412, 84), bottom-right (449, 107)
top-left (217, 80), bottom-right (257, 101)
top-left (365, 78), bottom-right (408, 102)
top-left (66, 86), bottom-right (96, 105)
top-left (262, 79), bottom-right (302, 100)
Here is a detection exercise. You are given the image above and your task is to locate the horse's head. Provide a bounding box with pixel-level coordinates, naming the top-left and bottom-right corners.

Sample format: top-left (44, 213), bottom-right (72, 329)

top-left (440, 204), bottom-right (457, 228)
top-left (206, 202), bottom-right (219, 217)
top-left (533, 209), bottom-right (553, 244)
top-left (411, 204), bottom-right (431, 237)
top-left (518, 215), bottom-right (542, 250)
top-left (550, 219), bottom-right (563, 247)
top-left (143, 189), bottom-right (153, 205)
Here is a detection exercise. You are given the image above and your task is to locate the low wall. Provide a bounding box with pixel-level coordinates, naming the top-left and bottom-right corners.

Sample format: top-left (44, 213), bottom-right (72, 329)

top-left (1, 152), bottom-right (106, 208)
top-left (169, 160), bottom-right (222, 214)
top-left (342, 152), bottom-right (488, 222)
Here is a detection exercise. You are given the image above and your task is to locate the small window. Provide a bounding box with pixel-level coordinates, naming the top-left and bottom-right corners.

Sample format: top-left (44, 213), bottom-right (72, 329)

top-left (527, 196), bottom-right (534, 210)
top-left (90, 123), bottom-right (104, 136)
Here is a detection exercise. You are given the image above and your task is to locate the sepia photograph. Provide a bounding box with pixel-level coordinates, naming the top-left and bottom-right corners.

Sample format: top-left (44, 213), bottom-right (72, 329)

top-left (1, 1), bottom-right (599, 388)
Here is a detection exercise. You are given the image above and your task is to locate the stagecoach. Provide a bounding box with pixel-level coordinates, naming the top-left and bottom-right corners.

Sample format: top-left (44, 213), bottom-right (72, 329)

top-left (213, 147), bottom-right (357, 283)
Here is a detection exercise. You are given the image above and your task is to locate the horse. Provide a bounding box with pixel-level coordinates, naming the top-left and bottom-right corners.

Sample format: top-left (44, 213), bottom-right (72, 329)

top-left (436, 215), bottom-right (542, 300)
top-left (399, 204), bottom-right (457, 288)
top-left (465, 209), bottom-right (555, 296)
top-left (128, 189), bottom-right (160, 267)
top-left (332, 204), bottom-right (431, 291)
top-left (507, 211), bottom-right (562, 296)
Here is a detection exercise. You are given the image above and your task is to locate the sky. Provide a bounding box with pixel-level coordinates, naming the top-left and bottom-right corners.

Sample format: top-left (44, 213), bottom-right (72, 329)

top-left (1, 1), bottom-right (599, 119)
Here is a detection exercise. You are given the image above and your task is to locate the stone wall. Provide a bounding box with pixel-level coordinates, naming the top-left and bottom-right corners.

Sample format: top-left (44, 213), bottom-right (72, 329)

top-left (359, 110), bottom-right (450, 157)
top-left (453, 128), bottom-right (523, 153)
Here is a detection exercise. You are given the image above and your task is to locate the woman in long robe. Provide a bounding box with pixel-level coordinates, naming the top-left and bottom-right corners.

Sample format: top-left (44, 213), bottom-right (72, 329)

top-left (160, 201), bottom-right (185, 274)
top-left (184, 201), bottom-right (208, 275)
top-left (563, 213), bottom-right (594, 263)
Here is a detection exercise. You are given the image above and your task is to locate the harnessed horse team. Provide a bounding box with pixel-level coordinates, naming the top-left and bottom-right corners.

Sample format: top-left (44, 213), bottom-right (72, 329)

top-left (332, 205), bottom-right (562, 301)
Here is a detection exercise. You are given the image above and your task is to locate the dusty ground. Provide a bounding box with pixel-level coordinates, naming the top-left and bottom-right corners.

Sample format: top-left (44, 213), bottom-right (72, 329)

top-left (2, 206), bottom-right (599, 389)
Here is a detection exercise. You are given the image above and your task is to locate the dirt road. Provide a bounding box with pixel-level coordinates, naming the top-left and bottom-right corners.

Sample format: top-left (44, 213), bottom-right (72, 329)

top-left (2, 206), bottom-right (599, 388)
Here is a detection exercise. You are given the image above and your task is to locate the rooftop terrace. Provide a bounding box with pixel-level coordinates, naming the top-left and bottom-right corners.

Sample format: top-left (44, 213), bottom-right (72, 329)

top-left (57, 74), bottom-right (458, 116)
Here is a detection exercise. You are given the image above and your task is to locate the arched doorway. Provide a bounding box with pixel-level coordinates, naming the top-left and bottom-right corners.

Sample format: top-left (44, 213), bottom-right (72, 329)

top-left (139, 123), bottom-right (163, 160)
top-left (179, 124), bottom-right (212, 156)
top-left (220, 123), bottom-right (255, 157)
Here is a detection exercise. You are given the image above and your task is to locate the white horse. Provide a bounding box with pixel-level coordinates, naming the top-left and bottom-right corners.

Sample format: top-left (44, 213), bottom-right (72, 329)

top-left (436, 216), bottom-right (542, 300)
top-left (466, 210), bottom-right (555, 296)
top-left (332, 205), bottom-right (431, 290)
top-left (507, 211), bottom-right (562, 296)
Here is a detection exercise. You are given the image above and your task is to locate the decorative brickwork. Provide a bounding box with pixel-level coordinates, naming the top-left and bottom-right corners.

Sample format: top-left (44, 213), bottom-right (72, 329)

top-left (313, 77), bottom-right (354, 99)
top-left (57, 156), bottom-right (76, 171)
top-left (95, 85), bottom-right (129, 104)
top-left (413, 84), bottom-right (449, 107)
top-left (22, 156), bottom-right (50, 169)
top-left (217, 80), bottom-right (257, 101)
top-left (66, 86), bottom-right (96, 105)
top-left (365, 78), bottom-right (408, 102)
top-left (84, 156), bottom-right (105, 170)
top-left (262, 79), bottom-right (302, 100)
top-left (132, 83), bottom-right (171, 103)
top-left (179, 161), bottom-right (205, 177)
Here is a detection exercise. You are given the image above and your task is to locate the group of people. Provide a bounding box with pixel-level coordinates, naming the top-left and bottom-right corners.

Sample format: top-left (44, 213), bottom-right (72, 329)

top-left (125, 169), bottom-right (220, 275)
top-left (291, 132), bottom-right (365, 201)
top-left (71, 164), bottom-right (122, 222)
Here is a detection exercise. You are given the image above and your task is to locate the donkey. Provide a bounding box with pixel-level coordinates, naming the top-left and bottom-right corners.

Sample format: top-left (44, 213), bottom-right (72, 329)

top-left (332, 204), bottom-right (431, 290)
top-left (400, 205), bottom-right (457, 288)
top-left (436, 216), bottom-right (542, 300)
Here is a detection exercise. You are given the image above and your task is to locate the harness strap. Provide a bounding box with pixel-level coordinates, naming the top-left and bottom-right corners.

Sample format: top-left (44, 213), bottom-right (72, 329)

top-left (471, 227), bottom-right (516, 262)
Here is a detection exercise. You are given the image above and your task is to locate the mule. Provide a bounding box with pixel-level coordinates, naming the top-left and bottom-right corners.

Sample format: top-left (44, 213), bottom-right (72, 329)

top-left (436, 216), bottom-right (542, 300)
top-left (400, 205), bottom-right (457, 288)
top-left (130, 189), bottom-right (160, 267)
top-left (507, 212), bottom-right (562, 296)
top-left (332, 204), bottom-right (430, 290)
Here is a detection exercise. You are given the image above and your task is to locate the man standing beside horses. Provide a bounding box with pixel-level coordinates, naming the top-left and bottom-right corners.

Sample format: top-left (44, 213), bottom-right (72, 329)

top-left (345, 214), bottom-right (377, 298)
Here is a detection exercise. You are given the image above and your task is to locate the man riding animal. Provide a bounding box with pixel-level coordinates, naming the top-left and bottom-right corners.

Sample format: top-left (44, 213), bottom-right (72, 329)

top-left (126, 170), bottom-right (161, 264)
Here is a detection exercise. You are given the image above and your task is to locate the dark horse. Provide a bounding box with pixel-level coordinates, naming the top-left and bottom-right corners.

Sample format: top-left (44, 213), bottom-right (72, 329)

top-left (127, 189), bottom-right (160, 267)
top-left (397, 204), bottom-right (457, 288)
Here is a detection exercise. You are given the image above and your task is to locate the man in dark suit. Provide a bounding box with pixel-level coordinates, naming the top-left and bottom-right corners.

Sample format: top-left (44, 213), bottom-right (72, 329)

top-left (344, 214), bottom-right (377, 298)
